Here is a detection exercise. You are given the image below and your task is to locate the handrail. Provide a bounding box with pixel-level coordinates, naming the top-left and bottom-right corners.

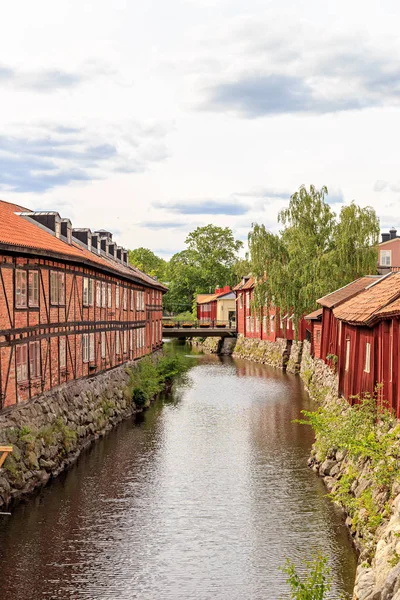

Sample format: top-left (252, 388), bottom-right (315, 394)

top-left (0, 445), bottom-right (12, 469)
top-left (162, 319), bottom-right (236, 330)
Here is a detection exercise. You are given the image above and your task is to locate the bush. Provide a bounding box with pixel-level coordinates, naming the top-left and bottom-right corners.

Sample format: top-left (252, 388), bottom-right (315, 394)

top-left (281, 553), bottom-right (335, 599)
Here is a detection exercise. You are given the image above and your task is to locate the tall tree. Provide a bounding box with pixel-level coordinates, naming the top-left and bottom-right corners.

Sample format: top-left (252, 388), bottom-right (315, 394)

top-left (249, 184), bottom-right (380, 327)
top-left (128, 247), bottom-right (166, 279)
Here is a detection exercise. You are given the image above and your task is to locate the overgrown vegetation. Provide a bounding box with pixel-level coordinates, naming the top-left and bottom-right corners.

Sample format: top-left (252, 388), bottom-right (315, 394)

top-left (281, 553), bottom-right (340, 599)
top-left (125, 350), bottom-right (190, 407)
top-left (249, 184), bottom-right (380, 333)
top-left (298, 389), bottom-right (400, 541)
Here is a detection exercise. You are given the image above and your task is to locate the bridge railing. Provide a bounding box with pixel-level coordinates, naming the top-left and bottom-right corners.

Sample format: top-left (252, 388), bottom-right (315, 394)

top-left (162, 319), bottom-right (236, 330)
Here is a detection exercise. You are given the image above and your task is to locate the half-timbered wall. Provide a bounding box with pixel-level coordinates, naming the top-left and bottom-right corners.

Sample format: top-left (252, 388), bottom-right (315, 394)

top-left (0, 253), bottom-right (163, 409)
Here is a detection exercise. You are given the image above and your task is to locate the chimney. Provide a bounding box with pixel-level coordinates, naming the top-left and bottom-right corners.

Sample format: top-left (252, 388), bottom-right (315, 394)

top-left (390, 227), bottom-right (397, 240)
top-left (61, 219), bottom-right (72, 244)
top-left (382, 233), bottom-right (391, 243)
top-left (20, 211), bottom-right (62, 239)
top-left (72, 228), bottom-right (92, 250)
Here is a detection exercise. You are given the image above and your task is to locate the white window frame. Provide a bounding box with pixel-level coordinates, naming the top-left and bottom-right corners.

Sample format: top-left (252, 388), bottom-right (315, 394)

top-left (82, 334), bottom-right (89, 363)
top-left (83, 277), bottom-right (94, 307)
top-left (364, 342), bottom-right (371, 373)
top-left (96, 281), bottom-right (101, 307)
top-left (380, 249), bottom-right (392, 267)
top-left (101, 331), bottom-right (106, 359)
top-left (130, 289), bottom-right (134, 311)
top-left (28, 271), bottom-right (39, 307)
top-left (123, 287), bottom-right (127, 311)
top-left (270, 314), bottom-right (275, 332)
top-left (50, 271), bottom-right (65, 305)
top-left (108, 283), bottom-right (112, 308)
top-left (29, 341), bottom-right (41, 378)
top-left (16, 344), bottom-right (28, 382)
top-left (59, 336), bottom-right (66, 369)
top-left (116, 285), bottom-right (120, 309)
top-left (102, 282), bottom-right (106, 308)
top-left (123, 330), bottom-right (127, 354)
top-left (16, 269), bottom-right (27, 308)
top-left (89, 333), bottom-right (95, 362)
top-left (345, 339), bottom-right (351, 372)
top-left (116, 331), bottom-right (121, 355)
top-left (130, 329), bottom-right (134, 352)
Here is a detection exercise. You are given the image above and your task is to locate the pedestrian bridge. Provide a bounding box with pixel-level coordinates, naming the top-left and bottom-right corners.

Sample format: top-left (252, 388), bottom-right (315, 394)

top-left (162, 319), bottom-right (237, 338)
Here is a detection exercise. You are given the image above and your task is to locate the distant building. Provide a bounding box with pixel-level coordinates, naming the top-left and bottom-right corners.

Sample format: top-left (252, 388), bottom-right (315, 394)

top-left (378, 228), bottom-right (400, 273)
top-left (196, 286), bottom-right (236, 323)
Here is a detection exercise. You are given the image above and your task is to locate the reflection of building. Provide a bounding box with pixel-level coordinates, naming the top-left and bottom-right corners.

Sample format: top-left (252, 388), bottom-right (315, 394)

top-left (0, 200), bottom-right (166, 410)
top-left (196, 286), bottom-right (236, 323)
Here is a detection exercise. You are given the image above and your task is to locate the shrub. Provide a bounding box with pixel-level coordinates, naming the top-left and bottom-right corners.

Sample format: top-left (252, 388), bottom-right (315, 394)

top-left (281, 553), bottom-right (336, 599)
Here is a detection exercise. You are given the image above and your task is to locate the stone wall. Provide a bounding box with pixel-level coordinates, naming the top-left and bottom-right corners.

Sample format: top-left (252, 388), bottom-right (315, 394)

top-left (232, 334), bottom-right (290, 369)
top-left (190, 336), bottom-right (237, 355)
top-left (0, 358), bottom-right (155, 510)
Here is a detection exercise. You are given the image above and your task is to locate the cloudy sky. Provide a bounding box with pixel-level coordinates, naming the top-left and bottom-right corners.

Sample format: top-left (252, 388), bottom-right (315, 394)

top-left (1, 0), bottom-right (400, 258)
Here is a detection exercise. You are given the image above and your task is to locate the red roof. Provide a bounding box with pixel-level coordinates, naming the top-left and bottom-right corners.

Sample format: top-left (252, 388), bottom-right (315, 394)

top-left (317, 276), bottom-right (382, 308)
top-left (233, 275), bottom-right (253, 291)
top-left (0, 199), bottom-right (166, 290)
top-left (305, 308), bottom-right (323, 321)
top-left (333, 273), bottom-right (400, 325)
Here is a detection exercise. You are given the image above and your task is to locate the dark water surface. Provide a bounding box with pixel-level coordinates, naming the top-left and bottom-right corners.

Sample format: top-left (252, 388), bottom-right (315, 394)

top-left (0, 343), bottom-right (357, 599)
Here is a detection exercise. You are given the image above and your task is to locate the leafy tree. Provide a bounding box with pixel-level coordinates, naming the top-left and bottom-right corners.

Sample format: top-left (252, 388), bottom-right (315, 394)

top-left (128, 247), bottom-right (166, 279)
top-left (163, 225), bottom-right (243, 314)
top-left (249, 184), bottom-right (379, 328)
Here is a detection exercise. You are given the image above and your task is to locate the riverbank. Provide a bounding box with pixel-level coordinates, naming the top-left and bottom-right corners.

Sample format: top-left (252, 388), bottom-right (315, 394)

top-left (0, 351), bottom-right (186, 510)
top-left (233, 334), bottom-right (400, 600)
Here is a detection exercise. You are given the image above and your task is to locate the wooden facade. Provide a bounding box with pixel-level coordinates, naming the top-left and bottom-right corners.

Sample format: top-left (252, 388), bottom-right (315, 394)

top-left (0, 200), bottom-right (166, 411)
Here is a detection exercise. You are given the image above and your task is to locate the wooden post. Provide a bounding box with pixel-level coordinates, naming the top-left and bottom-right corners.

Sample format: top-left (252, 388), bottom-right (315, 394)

top-left (0, 446), bottom-right (12, 468)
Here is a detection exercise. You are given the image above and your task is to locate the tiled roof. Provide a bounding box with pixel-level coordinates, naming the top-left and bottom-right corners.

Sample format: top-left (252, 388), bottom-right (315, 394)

top-left (375, 296), bottom-right (400, 318)
top-left (196, 294), bottom-right (216, 304)
top-left (305, 308), bottom-right (323, 321)
top-left (333, 273), bottom-right (400, 325)
top-left (317, 276), bottom-right (381, 308)
top-left (0, 199), bottom-right (166, 290)
top-left (233, 275), bottom-right (253, 291)
top-left (241, 276), bottom-right (255, 290)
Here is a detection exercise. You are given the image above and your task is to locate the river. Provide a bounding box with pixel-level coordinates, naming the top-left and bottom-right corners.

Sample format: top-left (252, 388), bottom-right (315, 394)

top-left (0, 342), bottom-right (357, 599)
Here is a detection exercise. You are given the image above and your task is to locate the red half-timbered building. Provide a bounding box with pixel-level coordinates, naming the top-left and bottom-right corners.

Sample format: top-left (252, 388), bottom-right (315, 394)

top-left (0, 200), bottom-right (166, 410)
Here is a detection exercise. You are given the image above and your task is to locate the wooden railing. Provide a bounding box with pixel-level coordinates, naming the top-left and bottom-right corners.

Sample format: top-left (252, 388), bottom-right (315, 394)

top-left (162, 319), bottom-right (236, 330)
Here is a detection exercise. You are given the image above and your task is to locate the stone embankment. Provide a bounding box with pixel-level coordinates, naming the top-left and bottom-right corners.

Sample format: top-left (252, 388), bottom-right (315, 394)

top-left (233, 334), bottom-right (400, 600)
top-left (190, 336), bottom-right (237, 355)
top-left (0, 357), bottom-right (158, 510)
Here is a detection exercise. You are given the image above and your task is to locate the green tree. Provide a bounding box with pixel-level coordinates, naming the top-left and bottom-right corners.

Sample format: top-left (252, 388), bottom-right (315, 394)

top-left (281, 553), bottom-right (334, 600)
top-left (163, 225), bottom-right (244, 314)
top-left (249, 184), bottom-right (379, 329)
top-left (128, 247), bottom-right (166, 279)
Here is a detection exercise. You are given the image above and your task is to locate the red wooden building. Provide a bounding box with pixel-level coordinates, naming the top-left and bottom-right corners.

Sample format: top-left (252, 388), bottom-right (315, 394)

top-left (196, 286), bottom-right (233, 322)
top-left (234, 275), bottom-right (308, 341)
top-left (332, 273), bottom-right (400, 413)
top-left (0, 200), bottom-right (166, 410)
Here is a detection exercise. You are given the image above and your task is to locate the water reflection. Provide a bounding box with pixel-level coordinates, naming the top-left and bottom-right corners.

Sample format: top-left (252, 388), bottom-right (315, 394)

top-left (0, 344), bottom-right (356, 599)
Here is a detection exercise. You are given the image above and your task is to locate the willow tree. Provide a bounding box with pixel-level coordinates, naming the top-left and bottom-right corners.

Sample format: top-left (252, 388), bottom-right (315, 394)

top-left (248, 184), bottom-right (380, 329)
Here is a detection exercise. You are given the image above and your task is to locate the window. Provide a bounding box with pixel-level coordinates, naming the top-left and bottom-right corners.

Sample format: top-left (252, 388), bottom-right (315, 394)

top-left (345, 339), bottom-right (350, 372)
top-left (28, 271), bottom-right (39, 307)
top-left (270, 315), bottom-right (275, 332)
top-left (29, 341), bottom-right (41, 378)
top-left (16, 344), bottom-right (28, 382)
top-left (364, 342), bottom-right (371, 373)
top-left (116, 285), bottom-right (120, 309)
top-left (123, 330), bottom-right (127, 354)
top-left (83, 278), bottom-right (94, 306)
top-left (101, 332), bottom-right (106, 359)
top-left (82, 334), bottom-right (89, 363)
top-left (96, 281), bottom-right (101, 306)
top-left (380, 250), bottom-right (392, 267)
top-left (256, 317), bottom-right (260, 333)
top-left (50, 271), bottom-right (65, 305)
top-left (16, 269), bottom-right (27, 307)
top-left (245, 292), bottom-right (250, 307)
top-left (130, 329), bottom-right (134, 352)
top-left (316, 329), bottom-right (321, 343)
top-left (123, 288), bottom-right (127, 310)
top-left (59, 337), bottom-right (66, 369)
top-left (239, 294), bottom-right (243, 309)
top-left (262, 315), bottom-right (267, 331)
top-left (89, 333), bottom-right (95, 362)
top-left (108, 283), bottom-right (112, 308)
top-left (102, 282), bottom-right (106, 308)
top-left (116, 331), bottom-right (121, 355)
top-left (131, 289), bottom-right (134, 311)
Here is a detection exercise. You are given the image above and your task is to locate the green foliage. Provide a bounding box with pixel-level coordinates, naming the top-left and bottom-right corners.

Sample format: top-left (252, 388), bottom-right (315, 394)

top-left (163, 225), bottom-right (243, 314)
top-left (126, 351), bottom-right (190, 406)
top-left (281, 553), bottom-right (334, 599)
top-left (128, 247), bottom-right (166, 280)
top-left (249, 184), bottom-right (380, 334)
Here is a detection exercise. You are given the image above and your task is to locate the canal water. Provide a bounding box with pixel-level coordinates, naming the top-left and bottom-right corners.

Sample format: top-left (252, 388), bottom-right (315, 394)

top-left (0, 343), bottom-right (357, 599)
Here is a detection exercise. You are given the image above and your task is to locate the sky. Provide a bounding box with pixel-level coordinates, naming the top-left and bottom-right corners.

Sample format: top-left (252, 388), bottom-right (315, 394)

top-left (1, 0), bottom-right (400, 259)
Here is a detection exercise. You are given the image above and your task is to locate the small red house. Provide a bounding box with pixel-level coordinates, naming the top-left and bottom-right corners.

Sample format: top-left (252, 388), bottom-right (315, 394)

top-left (332, 272), bottom-right (400, 415)
top-left (196, 285), bottom-right (232, 322)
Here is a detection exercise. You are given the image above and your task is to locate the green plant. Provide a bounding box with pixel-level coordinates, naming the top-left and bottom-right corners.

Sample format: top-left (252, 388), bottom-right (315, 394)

top-left (281, 553), bottom-right (335, 599)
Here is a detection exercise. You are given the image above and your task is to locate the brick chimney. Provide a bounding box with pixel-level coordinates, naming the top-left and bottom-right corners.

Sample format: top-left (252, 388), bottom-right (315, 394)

top-left (390, 227), bottom-right (398, 240)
